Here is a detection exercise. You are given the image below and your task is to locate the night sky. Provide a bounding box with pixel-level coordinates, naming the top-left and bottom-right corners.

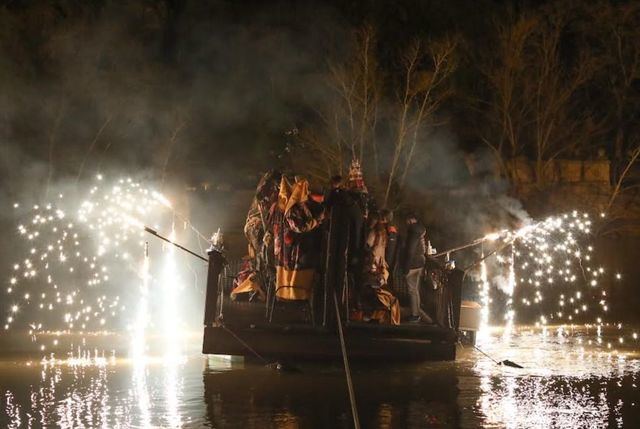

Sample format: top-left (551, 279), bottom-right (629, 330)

top-left (0, 0), bottom-right (638, 236)
top-left (2, 0), bottom-right (608, 196)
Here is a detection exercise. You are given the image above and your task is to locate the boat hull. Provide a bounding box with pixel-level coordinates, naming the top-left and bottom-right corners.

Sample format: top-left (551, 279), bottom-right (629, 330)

top-left (203, 323), bottom-right (457, 362)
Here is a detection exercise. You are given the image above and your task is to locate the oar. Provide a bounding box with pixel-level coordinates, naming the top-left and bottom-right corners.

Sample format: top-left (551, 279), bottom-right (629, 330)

top-left (473, 344), bottom-right (524, 369)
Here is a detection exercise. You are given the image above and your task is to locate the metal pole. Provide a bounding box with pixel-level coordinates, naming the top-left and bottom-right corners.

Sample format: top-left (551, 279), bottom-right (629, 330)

top-left (463, 238), bottom-right (516, 273)
top-left (144, 226), bottom-right (207, 262)
top-left (432, 238), bottom-right (485, 258)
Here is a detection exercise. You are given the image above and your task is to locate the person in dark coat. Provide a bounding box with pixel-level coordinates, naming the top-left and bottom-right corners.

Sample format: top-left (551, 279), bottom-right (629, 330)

top-left (400, 212), bottom-right (427, 323)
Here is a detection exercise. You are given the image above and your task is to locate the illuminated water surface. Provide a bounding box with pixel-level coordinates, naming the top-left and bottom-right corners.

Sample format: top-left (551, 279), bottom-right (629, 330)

top-left (1, 326), bottom-right (639, 428)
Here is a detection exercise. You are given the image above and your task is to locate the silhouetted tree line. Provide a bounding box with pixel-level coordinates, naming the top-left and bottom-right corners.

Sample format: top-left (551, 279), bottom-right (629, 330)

top-left (0, 1), bottom-right (638, 208)
top-left (293, 1), bottom-right (640, 208)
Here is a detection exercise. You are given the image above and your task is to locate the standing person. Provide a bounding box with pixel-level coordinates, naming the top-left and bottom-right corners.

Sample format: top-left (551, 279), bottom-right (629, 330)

top-left (241, 170), bottom-right (281, 299)
top-left (345, 159), bottom-right (370, 269)
top-left (244, 170), bottom-right (281, 264)
top-left (380, 209), bottom-right (398, 288)
top-left (361, 210), bottom-right (400, 325)
top-left (272, 177), bottom-right (325, 301)
top-left (401, 212), bottom-right (427, 323)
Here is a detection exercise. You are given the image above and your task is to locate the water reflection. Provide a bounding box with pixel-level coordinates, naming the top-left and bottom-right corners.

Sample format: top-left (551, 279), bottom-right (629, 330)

top-left (0, 340), bottom-right (197, 428)
top-left (202, 358), bottom-right (462, 428)
top-left (1, 328), bottom-right (640, 428)
top-left (469, 327), bottom-right (640, 428)
top-left (2, 358), bottom-right (115, 428)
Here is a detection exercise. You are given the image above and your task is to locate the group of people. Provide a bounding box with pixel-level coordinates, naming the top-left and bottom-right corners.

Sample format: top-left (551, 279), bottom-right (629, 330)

top-left (232, 159), bottom-right (432, 326)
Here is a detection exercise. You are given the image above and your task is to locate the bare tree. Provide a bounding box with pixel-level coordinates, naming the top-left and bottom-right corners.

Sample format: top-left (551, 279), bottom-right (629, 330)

top-left (477, 14), bottom-right (537, 181)
top-left (526, 13), bottom-right (601, 186)
top-left (595, 142), bottom-right (640, 236)
top-left (297, 25), bottom-right (457, 204)
top-left (589, 2), bottom-right (640, 183)
top-left (292, 25), bottom-right (381, 184)
top-left (386, 36), bottom-right (458, 204)
top-left (478, 8), bottom-right (602, 187)
top-left (326, 24), bottom-right (381, 171)
top-left (605, 144), bottom-right (640, 213)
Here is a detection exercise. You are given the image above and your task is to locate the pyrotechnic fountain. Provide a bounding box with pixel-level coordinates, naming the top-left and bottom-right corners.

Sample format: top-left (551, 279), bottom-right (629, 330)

top-left (2, 174), bottom-right (198, 426)
top-left (471, 210), bottom-right (638, 353)
top-left (3, 175), bottom-right (191, 361)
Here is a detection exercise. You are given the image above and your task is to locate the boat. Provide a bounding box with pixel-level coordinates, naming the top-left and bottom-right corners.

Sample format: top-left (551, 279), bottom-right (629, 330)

top-left (201, 204), bottom-right (469, 362)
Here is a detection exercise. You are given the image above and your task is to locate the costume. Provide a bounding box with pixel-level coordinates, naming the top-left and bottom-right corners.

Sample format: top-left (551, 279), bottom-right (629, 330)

top-left (348, 157), bottom-right (399, 325)
top-left (230, 257), bottom-right (266, 301)
top-left (241, 171), bottom-right (281, 299)
top-left (362, 215), bottom-right (400, 325)
top-left (273, 178), bottom-right (324, 300)
top-left (243, 170), bottom-right (280, 260)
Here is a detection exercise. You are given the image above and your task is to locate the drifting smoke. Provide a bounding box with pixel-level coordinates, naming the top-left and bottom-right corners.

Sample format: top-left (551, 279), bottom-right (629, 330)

top-left (495, 195), bottom-right (533, 226)
top-left (0, 1), bottom-right (349, 301)
top-left (0, 1), bottom-right (346, 201)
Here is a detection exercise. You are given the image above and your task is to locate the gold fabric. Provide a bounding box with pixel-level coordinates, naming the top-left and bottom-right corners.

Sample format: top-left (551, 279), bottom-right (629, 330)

top-left (284, 179), bottom-right (309, 214)
top-left (371, 288), bottom-right (401, 325)
top-left (277, 177), bottom-right (292, 212)
top-left (275, 266), bottom-right (314, 300)
top-left (230, 273), bottom-right (266, 301)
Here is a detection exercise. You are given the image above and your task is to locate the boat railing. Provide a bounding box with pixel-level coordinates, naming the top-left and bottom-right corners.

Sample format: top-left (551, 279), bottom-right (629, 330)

top-left (205, 199), bottom-right (462, 330)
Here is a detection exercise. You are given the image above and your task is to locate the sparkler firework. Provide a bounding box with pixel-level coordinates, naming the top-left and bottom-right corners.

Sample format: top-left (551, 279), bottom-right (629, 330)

top-left (477, 211), bottom-right (637, 351)
top-left (3, 176), bottom-right (178, 351)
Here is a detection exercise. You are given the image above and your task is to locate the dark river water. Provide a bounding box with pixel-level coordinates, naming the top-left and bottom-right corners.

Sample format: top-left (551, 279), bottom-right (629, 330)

top-left (1, 326), bottom-right (639, 428)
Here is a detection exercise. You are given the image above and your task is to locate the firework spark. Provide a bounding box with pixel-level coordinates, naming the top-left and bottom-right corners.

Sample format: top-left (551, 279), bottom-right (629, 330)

top-left (478, 211), bottom-right (633, 352)
top-left (4, 176), bottom-right (175, 351)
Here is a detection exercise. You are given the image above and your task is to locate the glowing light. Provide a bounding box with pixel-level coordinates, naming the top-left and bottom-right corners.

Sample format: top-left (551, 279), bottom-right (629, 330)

top-left (4, 175), bottom-right (178, 352)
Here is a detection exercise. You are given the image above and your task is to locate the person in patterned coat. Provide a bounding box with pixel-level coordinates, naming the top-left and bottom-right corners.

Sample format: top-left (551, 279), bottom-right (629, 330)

top-left (273, 177), bottom-right (325, 300)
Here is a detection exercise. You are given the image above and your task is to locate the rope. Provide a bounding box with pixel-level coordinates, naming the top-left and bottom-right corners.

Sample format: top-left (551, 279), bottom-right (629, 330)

top-left (334, 291), bottom-right (360, 429)
top-left (220, 323), bottom-right (269, 364)
top-left (472, 344), bottom-right (500, 365)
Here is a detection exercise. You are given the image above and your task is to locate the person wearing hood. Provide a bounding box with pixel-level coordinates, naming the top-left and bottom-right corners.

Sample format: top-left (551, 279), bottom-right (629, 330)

top-left (240, 170), bottom-right (281, 300)
top-left (272, 176), bottom-right (325, 301)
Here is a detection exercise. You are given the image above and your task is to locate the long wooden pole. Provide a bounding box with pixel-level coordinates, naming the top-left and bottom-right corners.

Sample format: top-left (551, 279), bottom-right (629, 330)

top-left (333, 291), bottom-right (360, 429)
